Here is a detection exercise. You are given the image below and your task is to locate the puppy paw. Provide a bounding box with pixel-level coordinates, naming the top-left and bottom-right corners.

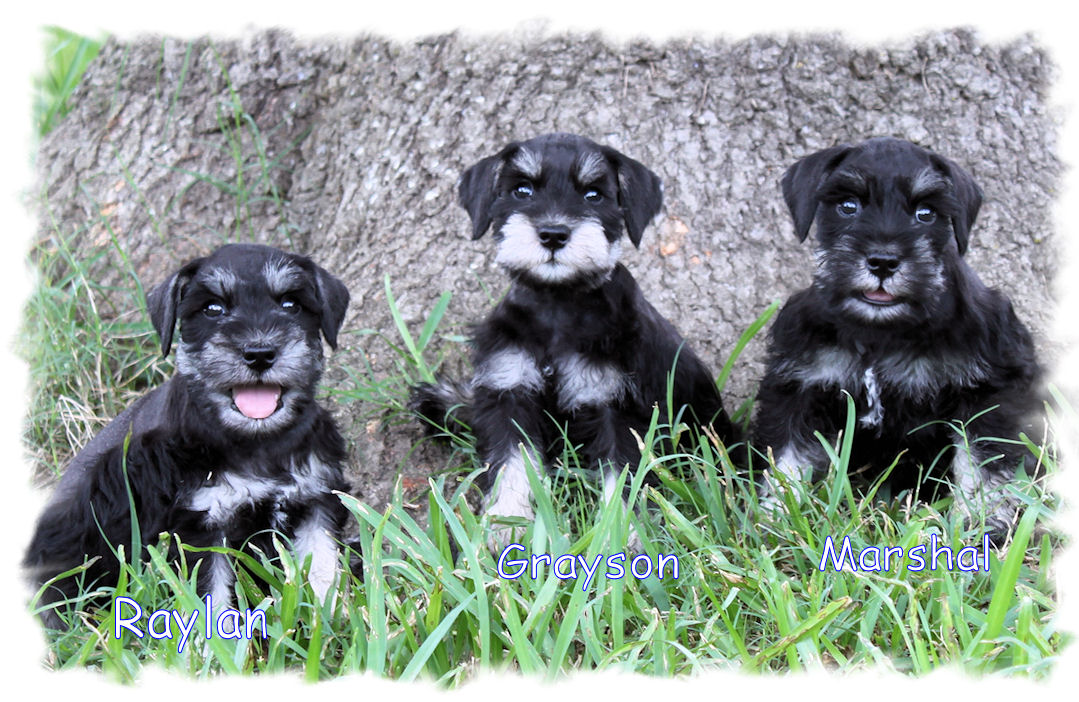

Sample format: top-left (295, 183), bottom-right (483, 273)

top-left (486, 522), bottom-right (531, 555)
top-left (757, 489), bottom-right (788, 515)
top-left (625, 523), bottom-right (643, 553)
top-left (308, 560), bottom-right (338, 601)
top-left (484, 501), bottom-right (535, 554)
top-left (409, 377), bottom-right (473, 434)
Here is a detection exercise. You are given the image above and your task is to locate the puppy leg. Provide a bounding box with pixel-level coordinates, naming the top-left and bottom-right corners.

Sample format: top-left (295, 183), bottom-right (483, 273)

top-left (472, 347), bottom-right (548, 552)
top-left (758, 440), bottom-right (831, 513)
top-left (483, 445), bottom-right (544, 552)
top-left (292, 507), bottom-right (340, 599)
top-left (194, 545), bottom-right (238, 635)
top-left (573, 404), bottom-right (645, 550)
top-left (206, 551), bottom-right (235, 609)
top-left (753, 381), bottom-right (835, 511)
top-left (949, 440), bottom-right (1022, 544)
top-left (600, 465), bottom-right (644, 552)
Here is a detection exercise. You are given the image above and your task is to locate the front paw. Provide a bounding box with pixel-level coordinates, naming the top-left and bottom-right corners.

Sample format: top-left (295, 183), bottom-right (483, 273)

top-left (484, 504), bottom-right (534, 554)
top-left (625, 523), bottom-right (643, 553)
top-left (486, 522), bottom-right (531, 555)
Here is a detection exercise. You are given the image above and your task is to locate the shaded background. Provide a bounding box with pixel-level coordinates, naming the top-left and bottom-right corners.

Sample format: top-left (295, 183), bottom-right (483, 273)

top-left (33, 28), bottom-right (1061, 510)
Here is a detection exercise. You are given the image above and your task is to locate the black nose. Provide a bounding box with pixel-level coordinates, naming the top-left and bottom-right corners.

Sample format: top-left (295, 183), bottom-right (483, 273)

top-left (538, 225), bottom-right (571, 251)
top-left (242, 345), bottom-right (277, 372)
top-left (866, 254), bottom-right (900, 279)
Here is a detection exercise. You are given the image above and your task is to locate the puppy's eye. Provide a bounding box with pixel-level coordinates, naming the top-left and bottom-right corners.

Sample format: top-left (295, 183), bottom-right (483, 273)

top-left (837, 199), bottom-right (860, 217)
top-left (512, 183), bottom-right (534, 200)
top-left (915, 206), bottom-right (936, 224)
top-left (584, 189), bottom-right (603, 203)
top-left (203, 302), bottom-right (226, 318)
top-left (280, 296), bottom-right (300, 313)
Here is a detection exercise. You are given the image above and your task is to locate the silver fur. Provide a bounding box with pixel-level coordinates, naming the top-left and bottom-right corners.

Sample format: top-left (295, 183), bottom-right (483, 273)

top-left (511, 147), bottom-right (543, 180)
top-left (475, 347), bottom-right (544, 392)
top-left (555, 353), bottom-right (626, 411)
top-left (495, 213), bottom-right (620, 284)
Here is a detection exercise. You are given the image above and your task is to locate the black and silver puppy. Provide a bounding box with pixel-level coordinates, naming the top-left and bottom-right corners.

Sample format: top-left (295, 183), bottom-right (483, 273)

top-left (413, 133), bottom-right (735, 547)
top-left (753, 137), bottom-right (1041, 538)
top-left (24, 244), bottom-right (351, 625)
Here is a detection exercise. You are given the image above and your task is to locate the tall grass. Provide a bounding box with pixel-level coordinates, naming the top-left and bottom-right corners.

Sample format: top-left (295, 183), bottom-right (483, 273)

top-left (26, 281), bottom-right (1067, 682)
top-left (21, 210), bottom-right (168, 479)
top-left (34, 27), bottom-right (103, 139)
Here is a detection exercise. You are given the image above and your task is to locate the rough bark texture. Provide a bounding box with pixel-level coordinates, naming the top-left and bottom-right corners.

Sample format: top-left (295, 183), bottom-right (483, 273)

top-left (34, 28), bottom-right (1060, 511)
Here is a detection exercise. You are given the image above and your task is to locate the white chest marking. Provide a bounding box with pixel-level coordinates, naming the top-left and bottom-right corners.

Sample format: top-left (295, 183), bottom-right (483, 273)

top-left (475, 347), bottom-right (544, 392)
top-left (859, 366), bottom-right (885, 429)
top-left (188, 473), bottom-right (280, 527)
top-left (187, 455), bottom-right (337, 527)
top-left (555, 353), bottom-right (625, 411)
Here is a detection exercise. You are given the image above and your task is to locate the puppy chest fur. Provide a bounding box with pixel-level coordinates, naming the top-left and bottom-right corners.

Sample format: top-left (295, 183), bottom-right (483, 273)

top-left (186, 453), bottom-right (342, 532)
top-left (473, 280), bottom-right (638, 414)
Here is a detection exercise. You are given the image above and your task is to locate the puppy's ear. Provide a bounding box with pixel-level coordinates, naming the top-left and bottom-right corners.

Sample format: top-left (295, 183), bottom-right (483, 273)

top-left (931, 154), bottom-right (983, 255)
top-left (458, 149), bottom-right (509, 240)
top-left (310, 264), bottom-right (350, 350)
top-left (145, 258), bottom-right (203, 357)
top-left (605, 147), bottom-right (663, 248)
top-left (781, 144), bottom-right (852, 242)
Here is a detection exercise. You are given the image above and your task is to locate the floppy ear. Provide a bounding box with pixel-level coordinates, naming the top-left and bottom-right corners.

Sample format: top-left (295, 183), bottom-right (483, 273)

top-left (145, 257), bottom-right (203, 357)
top-left (781, 144), bottom-right (852, 242)
top-left (604, 146), bottom-right (663, 248)
top-left (309, 262), bottom-right (350, 350)
top-left (458, 149), bottom-right (510, 240)
top-left (930, 153), bottom-right (982, 256)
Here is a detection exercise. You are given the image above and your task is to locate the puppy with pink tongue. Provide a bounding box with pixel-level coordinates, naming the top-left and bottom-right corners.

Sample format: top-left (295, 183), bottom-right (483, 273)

top-left (25, 244), bottom-right (353, 628)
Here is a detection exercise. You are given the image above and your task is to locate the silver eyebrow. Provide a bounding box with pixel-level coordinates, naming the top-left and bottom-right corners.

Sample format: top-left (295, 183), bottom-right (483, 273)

top-left (575, 151), bottom-right (608, 184)
top-left (262, 259), bottom-right (305, 296)
top-left (510, 147), bottom-right (542, 180)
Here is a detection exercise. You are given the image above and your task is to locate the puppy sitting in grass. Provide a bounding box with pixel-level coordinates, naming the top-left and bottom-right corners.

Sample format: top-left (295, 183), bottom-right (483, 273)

top-left (24, 244), bottom-right (351, 627)
top-left (412, 133), bottom-right (736, 550)
top-left (753, 137), bottom-right (1043, 541)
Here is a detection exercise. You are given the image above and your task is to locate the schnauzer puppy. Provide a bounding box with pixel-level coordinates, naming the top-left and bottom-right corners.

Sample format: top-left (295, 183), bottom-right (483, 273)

top-left (753, 137), bottom-right (1042, 539)
top-left (412, 133), bottom-right (735, 548)
top-left (24, 244), bottom-right (351, 626)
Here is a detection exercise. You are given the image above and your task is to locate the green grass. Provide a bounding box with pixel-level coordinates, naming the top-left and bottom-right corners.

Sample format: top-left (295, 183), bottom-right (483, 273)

top-left (21, 213), bottom-right (169, 478)
top-left (23, 272), bottom-right (1069, 681)
top-left (34, 27), bottom-right (103, 139)
top-left (29, 413), bottom-right (1067, 680)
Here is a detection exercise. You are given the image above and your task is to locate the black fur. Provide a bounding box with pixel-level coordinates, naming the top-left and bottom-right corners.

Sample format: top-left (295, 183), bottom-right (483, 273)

top-left (754, 138), bottom-right (1042, 539)
top-left (413, 133), bottom-right (734, 549)
top-left (24, 244), bottom-right (352, 627)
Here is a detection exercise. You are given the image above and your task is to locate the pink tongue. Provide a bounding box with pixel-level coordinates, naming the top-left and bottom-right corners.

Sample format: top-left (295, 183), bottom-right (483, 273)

top-left (864, 289), bottom-right (896, 303)
top-left (232, 385), bottom-right (282, 419)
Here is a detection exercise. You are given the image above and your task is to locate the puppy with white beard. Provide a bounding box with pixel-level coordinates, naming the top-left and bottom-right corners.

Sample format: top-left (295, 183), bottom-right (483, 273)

top-left (753, 137), bottom-right (1043, 541)
top-left (24, 244), bottom-right (351, 627)
top-left (412, 133), bottom-right (735, 549)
